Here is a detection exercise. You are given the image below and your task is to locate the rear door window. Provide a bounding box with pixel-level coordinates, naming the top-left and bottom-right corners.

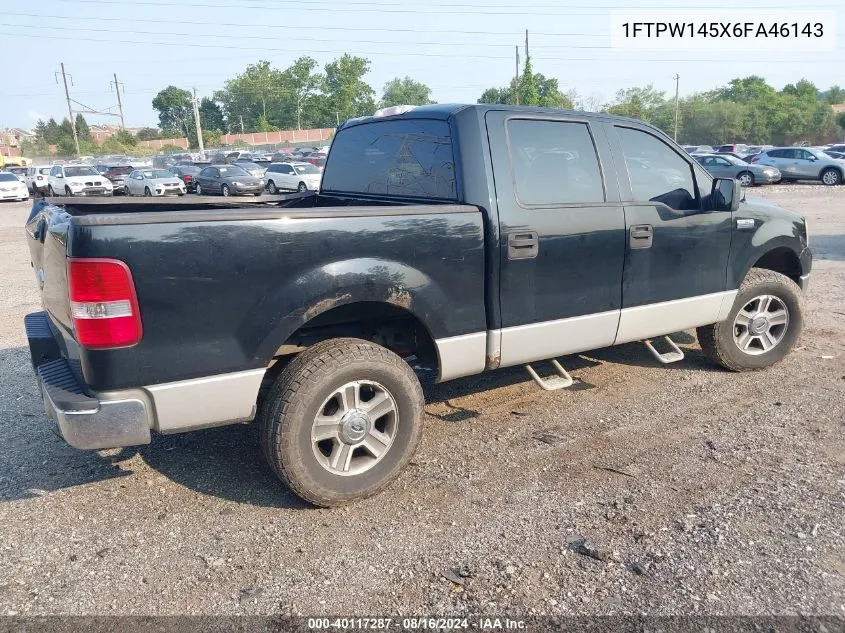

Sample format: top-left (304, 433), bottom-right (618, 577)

top-left (322, 119), bottom-right (456, 200)
top-left (505, 119), bottom-right (605, 206)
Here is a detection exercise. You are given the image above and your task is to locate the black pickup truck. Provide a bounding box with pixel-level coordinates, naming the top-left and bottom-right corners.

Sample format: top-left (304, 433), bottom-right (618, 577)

top-left (25, 104), bottom-right (811, 506)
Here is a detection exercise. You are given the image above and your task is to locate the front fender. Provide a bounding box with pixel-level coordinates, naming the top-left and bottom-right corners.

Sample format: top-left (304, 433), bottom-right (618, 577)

top-left (243, 257), bottom-right (452, 363)
top-left (728, 199), bottom-right (809, 288)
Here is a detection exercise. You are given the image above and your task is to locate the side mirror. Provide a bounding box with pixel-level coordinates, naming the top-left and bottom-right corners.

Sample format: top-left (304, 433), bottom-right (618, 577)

top-left (712, 177), bottom-right (741, 212)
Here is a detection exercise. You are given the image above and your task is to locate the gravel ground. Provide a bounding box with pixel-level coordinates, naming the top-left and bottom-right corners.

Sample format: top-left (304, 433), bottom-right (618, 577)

top-left (0, 185), bottom-right (843, 618)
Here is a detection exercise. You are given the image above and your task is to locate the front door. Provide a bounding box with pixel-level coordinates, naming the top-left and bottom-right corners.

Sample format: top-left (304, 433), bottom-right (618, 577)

top-left (485, 111), bottom-right (626, 367)
top-left (605, 124), bottom-right (734, 344)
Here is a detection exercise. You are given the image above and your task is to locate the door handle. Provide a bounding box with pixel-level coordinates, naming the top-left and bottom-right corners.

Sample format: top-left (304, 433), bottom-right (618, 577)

top-left (507, 231), bottom-right (539, 260)
top-left (630, 224), bottom-right (653, 249)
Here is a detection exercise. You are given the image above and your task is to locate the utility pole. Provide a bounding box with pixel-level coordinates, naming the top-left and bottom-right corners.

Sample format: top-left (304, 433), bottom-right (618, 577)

top-left (191, 87), bottom-right (204, 153)
top-left (525, 29), bottom-right (529, 59)
top-left (56, 63), bottom-right (80, 156)
top-left (240, 115), bottom-right (245, 134)
top-left (514, 45), bottom-right (520, 105)
top-left (673, 73), bottom-right (680, 142)
top-left (111, 73), bottom-right (125, 129)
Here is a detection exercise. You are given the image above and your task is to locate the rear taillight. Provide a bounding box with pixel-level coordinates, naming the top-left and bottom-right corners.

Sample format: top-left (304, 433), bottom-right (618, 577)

top-left (67, 258), bottom-right (142, 349)
top-left (182, 175), bottom-right (193, 182)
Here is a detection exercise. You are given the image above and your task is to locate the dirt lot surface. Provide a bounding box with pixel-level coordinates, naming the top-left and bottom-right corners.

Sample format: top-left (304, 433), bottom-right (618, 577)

top-left (0, 186), bottom-right (842, 617)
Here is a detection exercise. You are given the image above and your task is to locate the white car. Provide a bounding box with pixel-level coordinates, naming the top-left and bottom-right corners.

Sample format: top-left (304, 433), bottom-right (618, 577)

top-left (0, 171), bottom-right (29, 201)
top-left (124, 168), bottom-right (186, 196)
top-left (26, 165), bottom-right (53, 193)
top-left (263, 162), bottom-right (322, 193)
top-left (47, 165), bottom-right (114, 197)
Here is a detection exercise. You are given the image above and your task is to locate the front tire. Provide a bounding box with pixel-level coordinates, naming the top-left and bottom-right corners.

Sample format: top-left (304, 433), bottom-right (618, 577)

top-left (737, 171), bottom-right (754, 187)
top-left (697, 268), bottom-right (805, 372)
top-left (298, 182), bottom-right (307, 193)
top-left (267, 180), bottom-right (278, 194)
top-left (258, 338), bottom-right (424, 507)
top-left (820, 168), bottom-right (841, 186)
top-left (47, 185), bottom-right (55, 196)
top-left (196, 183), bottom-right (203, 195)
top-left (64, 186), bottom-right (73, 196)
top-left (221, 184), bottom-right (230, 196)
top-left (144, 187), bottom-right (152, 197)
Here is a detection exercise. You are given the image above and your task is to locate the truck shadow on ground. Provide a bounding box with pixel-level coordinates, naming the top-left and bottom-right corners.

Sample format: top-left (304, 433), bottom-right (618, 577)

top-left (1, 332), bottom-right (715, 508)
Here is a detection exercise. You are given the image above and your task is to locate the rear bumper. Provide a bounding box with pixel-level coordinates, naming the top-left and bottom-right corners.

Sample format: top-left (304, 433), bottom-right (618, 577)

top-left (25, 311), bottom-right (265, 450)
top-left (26, 312), bottom-right (152, 449)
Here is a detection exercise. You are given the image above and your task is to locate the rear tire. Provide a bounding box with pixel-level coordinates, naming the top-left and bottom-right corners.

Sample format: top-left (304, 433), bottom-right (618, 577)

top-left (820, 168), bottom-right (841, 186)
top-left (258, 338), bottom-right (424, 507)
top-left (697, 268), bottom-right (804, 372)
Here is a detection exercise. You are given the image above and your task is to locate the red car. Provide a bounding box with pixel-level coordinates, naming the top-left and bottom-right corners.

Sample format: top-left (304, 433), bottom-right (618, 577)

top-left (170, 165), bottom-right (203, 192)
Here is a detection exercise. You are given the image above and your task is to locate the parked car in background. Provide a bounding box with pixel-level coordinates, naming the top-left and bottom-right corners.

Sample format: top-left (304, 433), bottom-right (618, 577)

top-left (683, 145), bottom-right (714, 154)
top-left (825, 151), bottom-right (845, 160)
top-left (752, 147), bottom-right (845, 185)
top-left (233, 161), bottom-right (267, 179)
top-left (715, 144), bottom-right (749, 155)
top-left (26, 166), bottom-right (52, 193)
top-left (694, 154), bottom-right (780, 186)
top-left (124, 168), bottom-right (186, 196)
top-left (47, 165), bottom-right (114, 196)
top-left (263, 162), bottom-right (322, 193)
top-left (169, 165), bottom-right (202, 192)
top-left (824, 144), bottom-right (845, 154)
top-left (102, 165), bottom-right (135, 194)
top-left (194, 164), bottom-right (264, 196)
top-left (6, 166), bottom-right (28, 183)
top-left (0, 172), bottom-right (29, 201)
top-left (152, 155), bottom-right (176, 169)
top-left (270, 152), bottom-right (295, 163)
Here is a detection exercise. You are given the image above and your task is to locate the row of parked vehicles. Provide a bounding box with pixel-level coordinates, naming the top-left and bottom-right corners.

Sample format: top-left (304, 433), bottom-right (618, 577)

top-left (684, 143), bottom-right (845, 186)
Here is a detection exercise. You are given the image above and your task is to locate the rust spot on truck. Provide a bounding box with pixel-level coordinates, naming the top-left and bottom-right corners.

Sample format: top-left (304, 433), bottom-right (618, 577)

top-left (386, 287), bottom-right (412, 309)
top-left (303, 293), bottom-right (352, 321)
top-left (486, 351), bottom-right (501, 370)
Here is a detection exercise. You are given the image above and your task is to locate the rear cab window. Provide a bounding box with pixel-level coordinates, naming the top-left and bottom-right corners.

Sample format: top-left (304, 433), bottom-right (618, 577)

top-left (322, 119), bottom-right (457, 200)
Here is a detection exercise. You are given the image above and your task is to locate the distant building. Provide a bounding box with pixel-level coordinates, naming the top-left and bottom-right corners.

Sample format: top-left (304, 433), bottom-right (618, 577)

top-left (831, 103), bottom-right (845, 114)
top-left (0, 127), bottom-right (35, 155)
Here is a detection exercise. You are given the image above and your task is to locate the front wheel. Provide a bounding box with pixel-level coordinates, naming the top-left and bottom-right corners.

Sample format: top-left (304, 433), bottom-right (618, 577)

top-left (64, 186), bottom-right (73, 196)
top-left (47, 185), bottom-right (55, 196)
top-left (737, 171), bottom-right (754, 187)
top-left (221, 184), bottom-right (230, 196)
top-left (697, 268), bottom-right (805, 372)
top-left (267, 180), bottom-right (278, 194)
top-left (196, 183), bottom-right (203, 195)
top-left (258, 338), bottom-right (424, 507)
top-left (124, 185), bottom-right (131, 196)
top-left (297, 182), bottom-right (307, 193)
top-left (144, 187), bottom-right (152, 197)
top-left (820, 168), bottom-right (841, 186)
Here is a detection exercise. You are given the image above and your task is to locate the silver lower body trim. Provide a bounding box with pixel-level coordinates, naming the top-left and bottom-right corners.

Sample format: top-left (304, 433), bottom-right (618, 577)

top-left (434, 332), bottom-right (487, 382)
top-left (498, 310), bottom-right (620, 368)
top-left (614, 290), bottom-right (738, 345)
top-left (799, 273), bottom-right (810, 293)
top-left (146, 368), bottom-right (266, 433)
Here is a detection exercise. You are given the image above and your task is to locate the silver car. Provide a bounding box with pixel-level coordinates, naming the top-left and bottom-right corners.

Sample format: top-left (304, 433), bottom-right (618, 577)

top-left (753, 147), bottom-right (844, 186)
top-left (124, 168), bottom-right (186, 196)
top-left (694, 154), bottom-right (781, 186)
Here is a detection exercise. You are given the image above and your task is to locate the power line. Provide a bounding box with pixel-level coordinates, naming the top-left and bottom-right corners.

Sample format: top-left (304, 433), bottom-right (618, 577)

top-left (0, 31), bottom-right (835, 63)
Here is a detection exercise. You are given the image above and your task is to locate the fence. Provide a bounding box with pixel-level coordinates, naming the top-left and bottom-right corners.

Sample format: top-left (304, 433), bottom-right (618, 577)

top-left (136, 127), bottom-right (335, 151)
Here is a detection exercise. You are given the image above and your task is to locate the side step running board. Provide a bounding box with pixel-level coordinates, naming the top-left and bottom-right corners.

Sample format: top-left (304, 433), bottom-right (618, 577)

top-left (644, 336), bottom-right (685, 364)
top-left (525, 359), bottom-right (574, 391)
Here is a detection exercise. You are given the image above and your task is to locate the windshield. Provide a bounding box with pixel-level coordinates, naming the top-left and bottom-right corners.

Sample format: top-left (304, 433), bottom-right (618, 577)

top-left (177, 166), bottom-right (202, 175)
top-left (108, 166), bottom-right (134, 175)
top-left (8, 167), bottom-right (26, 174)
top-left (219, 165), bottom-right (249, 177)
top-left (38, 167), bottom-right (52, 175)
top-left (294, 164), bottom-right (320, 175)
top-left (0, 173), bottom-right (19, 182)
top-left (64, 166), bottom-right (97, 177)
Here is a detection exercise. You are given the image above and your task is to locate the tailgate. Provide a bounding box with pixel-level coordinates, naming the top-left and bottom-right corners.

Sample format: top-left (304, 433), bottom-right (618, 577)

top-left (25, 201), bottom-right (74, 337)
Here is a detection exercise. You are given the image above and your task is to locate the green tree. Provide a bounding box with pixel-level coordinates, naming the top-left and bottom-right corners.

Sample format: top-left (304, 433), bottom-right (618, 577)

top-left (74, 113), bottom-right (91, 141)
top-left (114, 129), bottom-right (138, 147)
top-left (136, 127), bottom-right (163, 141)
top-left (518, 56), bottom-right (539, 106)
top-left (282, 57), bottom-right (323, 129)
top-left (380, 76), bottom-right (434, 108)
top-left (152, 86), bottom-right (194, 138)
top-left (215, 60), bottom-right (286, 131)
top-left (322, 54), bottom-right (376, 124)
top-left (254, 114), bottom-right (278, 132)
top-left (821, 85), bottom-right (845, 105)
top-left (199, 98), bottom-right (226, 133)
top-left (478, 84), bottom-right (516, 105)
top-left (42, 118), bottom-right (61, 144)
top-left (535, 74), bottom-right (571, 109)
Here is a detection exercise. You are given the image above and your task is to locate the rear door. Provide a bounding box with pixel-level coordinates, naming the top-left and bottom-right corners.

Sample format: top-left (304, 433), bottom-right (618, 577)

top-left (605, 123), bottom-right (733, 344)
top-left (485, 111), bottom-right (626, 367)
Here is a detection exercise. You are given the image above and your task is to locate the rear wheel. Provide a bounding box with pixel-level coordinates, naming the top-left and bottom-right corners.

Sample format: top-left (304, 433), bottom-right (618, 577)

top-left (697, 268), bottom-right (804, 371)
top-left (298, 182), bottom-right (307, 193)
top-left (258, 338), bottom-right (424, 507)
top-left (820, 168), bottom-right (841, 186)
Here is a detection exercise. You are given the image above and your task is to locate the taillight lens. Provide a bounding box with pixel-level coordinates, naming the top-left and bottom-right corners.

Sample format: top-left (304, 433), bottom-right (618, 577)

top-left (183, 175), bottom-right (193, 182)
top-left (67, 258), bottom-right (142, 348)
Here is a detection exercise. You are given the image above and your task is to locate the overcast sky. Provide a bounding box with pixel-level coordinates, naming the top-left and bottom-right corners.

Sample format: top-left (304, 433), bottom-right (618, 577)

top-left (1, 0), bottom-right (843, 129)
